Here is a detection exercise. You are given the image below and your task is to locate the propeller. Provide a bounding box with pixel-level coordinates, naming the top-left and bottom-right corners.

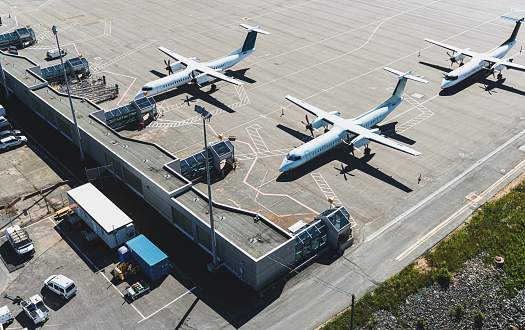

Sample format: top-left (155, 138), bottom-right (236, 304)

top-left (164, 59), bottom-right (173, 75)
top-left (340, 133), bottom-right (355, 156)
top-left (446, 51), bottom-right (457, 67)
top-left (301, 114), bottom-right (314, 137)
top-left (190, 71), bottom-right (202, 88)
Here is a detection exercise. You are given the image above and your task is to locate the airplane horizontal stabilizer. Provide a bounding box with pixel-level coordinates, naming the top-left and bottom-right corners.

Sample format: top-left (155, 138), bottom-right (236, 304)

top-left (501, 16), bottom-right (525, 22)
top-left (383, 67), bottom-right (429, 84)
top-left (239, 24), bottom-right (271, 35)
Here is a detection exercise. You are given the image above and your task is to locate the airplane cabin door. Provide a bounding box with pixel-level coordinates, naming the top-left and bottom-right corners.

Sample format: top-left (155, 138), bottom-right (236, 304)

top-left (305, 150), bottom-right (310, 161)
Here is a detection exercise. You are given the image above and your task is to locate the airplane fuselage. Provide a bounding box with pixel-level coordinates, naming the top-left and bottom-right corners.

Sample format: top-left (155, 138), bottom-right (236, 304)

top-left (441, 40), bottom-right (516, 89)
top-left (136, 49), bottom-right (254, 98)
top-left (279, 97), bottom-right (402, 172)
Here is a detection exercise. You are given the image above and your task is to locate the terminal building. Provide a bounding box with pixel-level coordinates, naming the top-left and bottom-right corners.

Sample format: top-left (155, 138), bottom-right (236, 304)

top-left (0, 51), bottom-right (353, 291)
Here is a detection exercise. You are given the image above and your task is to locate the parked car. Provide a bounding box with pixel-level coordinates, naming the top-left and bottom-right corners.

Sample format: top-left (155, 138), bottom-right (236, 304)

top-left (44, 274), bottom-right (77, 300)
top-left (0, 135), bottom-right (26, 150)
top-left (46, 48), bottom-right (66, 60)
top-left (5, 224), bottom-right (34, 256)
top-left (0, 117), bottom-right (11, 131)
top-left (0, 129), bottom-right (21, 138)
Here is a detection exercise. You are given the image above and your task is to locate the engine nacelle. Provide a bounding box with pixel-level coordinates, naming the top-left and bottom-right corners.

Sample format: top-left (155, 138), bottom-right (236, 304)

top-left (311, 117), bottom-right (329, 130)
top-left (490, 62), bottom-right (505, 74)
top-left (170, 61), bottom-right (186, 72)
top-left (451, 48), bottom-right (469, 64)
top-left (195, 73), bottom-right (215, 85)
top-left (350, 128), bottom-right (380, 149)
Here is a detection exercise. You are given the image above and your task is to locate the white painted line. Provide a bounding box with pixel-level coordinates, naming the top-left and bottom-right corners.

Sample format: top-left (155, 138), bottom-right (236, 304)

top-left (137, 286), bottom-right (196, 324)
top-left (0, 216), bottom-right (54, 240)
top-left (51, 218), bottom-right (146, 320)
top-left (396, 157), bottom-right (525, 261)
top-left (367, 127), bottom-right (525, 242)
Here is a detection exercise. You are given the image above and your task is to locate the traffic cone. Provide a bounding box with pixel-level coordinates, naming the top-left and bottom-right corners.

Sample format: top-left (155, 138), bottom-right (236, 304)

top-left (8, 13), bottom-right (10, 18)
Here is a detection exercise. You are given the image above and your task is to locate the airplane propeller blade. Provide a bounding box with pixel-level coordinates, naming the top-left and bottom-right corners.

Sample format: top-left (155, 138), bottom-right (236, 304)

top-left (301, 114), bottom-right (314, 137)
top-left (164, 59), bottom-right (173, 75)
top-left (446, 51), bottom-right (456, 67)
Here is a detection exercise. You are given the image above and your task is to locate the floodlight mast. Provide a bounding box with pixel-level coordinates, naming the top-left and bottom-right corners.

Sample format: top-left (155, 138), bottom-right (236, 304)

top-left (52, 25), bottom-right (84, 161)
top-left (195, 105), bottom-right (218, 269)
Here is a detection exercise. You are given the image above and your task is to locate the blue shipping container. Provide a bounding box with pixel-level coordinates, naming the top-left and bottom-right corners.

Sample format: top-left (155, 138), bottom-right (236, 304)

top-left (118, 246), bottom-right (132, 263)
top-left (126, 235), bottom-right (169, 281)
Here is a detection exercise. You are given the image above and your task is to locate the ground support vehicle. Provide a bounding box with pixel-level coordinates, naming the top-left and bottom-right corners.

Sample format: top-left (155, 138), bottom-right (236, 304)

top-left (0, 305), bottom-right (14, 325)
top-left (112, 260), bottom-right (140, 281)
top-left (5, 225), bottom-right (34, 256)
top-left (20, 294), bottom-right (50, 324)
top-left (126, 281), bottom-right (150, 300)
top-left (44, 274), bottom-right (78, 300)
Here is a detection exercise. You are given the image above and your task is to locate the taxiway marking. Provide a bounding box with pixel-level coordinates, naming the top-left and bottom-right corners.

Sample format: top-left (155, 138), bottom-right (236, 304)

top-left (367, 126), bottom-right (525, 243)
top-left (396, 156), bottom-right (525, 261)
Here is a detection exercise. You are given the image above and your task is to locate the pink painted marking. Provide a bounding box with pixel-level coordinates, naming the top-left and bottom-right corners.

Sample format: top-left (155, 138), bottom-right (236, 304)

top-left (73, 43), bottom-right (80, 56)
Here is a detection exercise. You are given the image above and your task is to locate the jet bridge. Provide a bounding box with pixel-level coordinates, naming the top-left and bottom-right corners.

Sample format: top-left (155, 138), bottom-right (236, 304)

top-left (104, 97), bottom-right (157, 129)
top-left (292, 206), bottom-right (355, 263)
top-left (0, 27), bottom-right (36, 49)
top-left (164, 140), bottom-right (234, 180)
top-left (40, 57), bottom-right (90, 83)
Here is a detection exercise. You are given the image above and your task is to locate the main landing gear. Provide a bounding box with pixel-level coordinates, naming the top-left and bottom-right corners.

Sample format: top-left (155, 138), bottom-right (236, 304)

top-left (364, 145), bottom-right (371, 155)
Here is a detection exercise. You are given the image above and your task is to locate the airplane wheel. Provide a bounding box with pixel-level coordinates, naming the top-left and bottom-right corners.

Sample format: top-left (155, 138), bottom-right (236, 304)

top-left (497, 73), bottom-right (503, 80)
top-left (364, 147), bottom-right (371, 155)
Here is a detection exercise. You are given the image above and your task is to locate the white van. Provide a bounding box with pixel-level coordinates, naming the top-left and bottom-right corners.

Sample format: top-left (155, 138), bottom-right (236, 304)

top-left (44, 274), bottom-right (77, 299)
top-left (46, 48), bottom-right (67, 60)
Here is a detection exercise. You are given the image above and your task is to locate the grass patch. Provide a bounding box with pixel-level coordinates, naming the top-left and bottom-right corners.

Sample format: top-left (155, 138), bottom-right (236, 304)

top-left (323, 179), bottom-right (525, 329)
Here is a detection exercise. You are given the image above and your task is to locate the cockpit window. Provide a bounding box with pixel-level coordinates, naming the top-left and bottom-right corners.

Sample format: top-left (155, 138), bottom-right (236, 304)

top-left (444, 75), bottom-right (458, 81)
top-left (142, 87), bottom-right (153, 91)
top-left (286, 154), bottom-right (302, 161)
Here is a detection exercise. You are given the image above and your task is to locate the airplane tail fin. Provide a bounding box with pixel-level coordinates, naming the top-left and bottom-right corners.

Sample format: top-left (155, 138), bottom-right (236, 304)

top-left (383, 67), bottom-right (429, 99)
top-left (501, 16), bottom-right (525, 46)
top-left (239, 24), bottom-right (270, 52)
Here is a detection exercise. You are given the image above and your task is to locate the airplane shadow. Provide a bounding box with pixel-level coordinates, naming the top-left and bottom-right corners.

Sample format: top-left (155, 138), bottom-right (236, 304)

top-left (155, 85), bottom-right (235, 113)
top-left (150, 69), bottom-right (167, 78)
top-left (227, 68), bottom-right (257, 84)
top-left (375, 122), bottom-right (416, 145)
top-left (276, 124), bottom-right (313, 143)
top-left (418, 61), bottom-right (453, 74)
top-left (276, 147), bottom-right (413, 193)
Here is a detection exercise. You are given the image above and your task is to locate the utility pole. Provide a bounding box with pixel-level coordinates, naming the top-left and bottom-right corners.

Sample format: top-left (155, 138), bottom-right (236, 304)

top-left (350, 294), bottom-right (355, 330)
top-left (52, 25), bottom-right (84, 161)
top-left (195, 105), bottom-right (218, 270)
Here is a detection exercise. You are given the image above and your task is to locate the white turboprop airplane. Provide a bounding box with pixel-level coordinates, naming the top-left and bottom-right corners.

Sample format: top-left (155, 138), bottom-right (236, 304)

top-left (135, 24), bottom-right (270, 99)
top-left (279, 68), bottom-right (428, 172)
top-left (425, 16), bottom-right (525, 89)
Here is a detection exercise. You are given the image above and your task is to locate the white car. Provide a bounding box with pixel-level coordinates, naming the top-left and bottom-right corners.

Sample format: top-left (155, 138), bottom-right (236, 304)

top-left (0, 129), bottom-right (21, 138)
top-left (44, 274), bottom-right (77, 300)
top-left (0, 135), bottom-right (27, 150)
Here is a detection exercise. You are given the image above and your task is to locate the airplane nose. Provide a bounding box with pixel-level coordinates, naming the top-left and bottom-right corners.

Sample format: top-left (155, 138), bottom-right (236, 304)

top-left (279, 159), bottom-right (290, 172)
top-left (441, 79), bottom-right (450, 89)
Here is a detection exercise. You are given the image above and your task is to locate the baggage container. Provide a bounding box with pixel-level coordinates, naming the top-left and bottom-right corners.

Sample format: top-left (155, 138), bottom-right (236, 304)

top-left (126, 235), bottom-right (169, 281)
top-left (118, 245), bottom-right (132, 263)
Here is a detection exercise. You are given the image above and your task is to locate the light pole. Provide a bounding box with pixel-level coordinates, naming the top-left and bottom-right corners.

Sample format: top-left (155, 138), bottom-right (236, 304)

top-left (52, 25), bottom-right (84, 161)
top-left (195, 105), bottom-right (218, 270)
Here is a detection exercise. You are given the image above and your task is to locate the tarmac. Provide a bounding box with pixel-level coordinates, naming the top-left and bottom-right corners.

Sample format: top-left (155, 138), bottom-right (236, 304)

top-left (0, 0), bottom-right (525, 328)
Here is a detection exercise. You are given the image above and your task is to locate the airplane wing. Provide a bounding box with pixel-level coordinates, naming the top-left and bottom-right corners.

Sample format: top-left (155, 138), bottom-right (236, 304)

top-left (158, 46), bottom-right (243, 86)
top-left (346, 124), bottom-right (421, 156)
top-left (424, 38), bottom-right (477, 58)
top-left (481, 55), bottom-right (525, 72)
top-left (285, 95), bottom-right (333, 124)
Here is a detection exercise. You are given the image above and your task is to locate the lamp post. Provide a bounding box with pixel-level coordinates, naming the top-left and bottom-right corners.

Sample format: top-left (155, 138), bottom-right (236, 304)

top-left (52, 25), bottom-right (84, 161)
top-left (195, 105), bottom-right (218, 269)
